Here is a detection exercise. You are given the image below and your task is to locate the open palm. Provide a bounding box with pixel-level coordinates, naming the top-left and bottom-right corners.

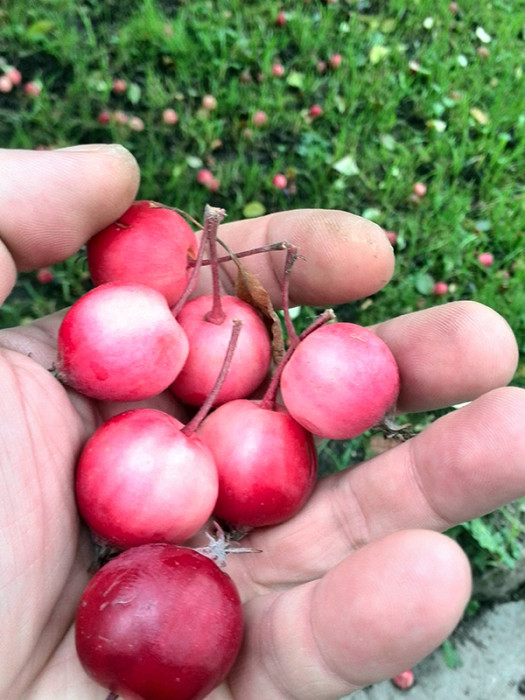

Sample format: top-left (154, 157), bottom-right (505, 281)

top-left (1, 146), bottom-right (524, 700)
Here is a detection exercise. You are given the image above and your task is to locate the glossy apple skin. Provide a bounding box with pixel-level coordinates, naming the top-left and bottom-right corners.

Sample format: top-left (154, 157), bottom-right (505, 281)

top-left (56, 282), bottom-right (189, 402)
top-left (76, 408), bottom-right (218, 547)
top-left (87, 200), bottom-right (198, 307)
top-left (171, 295), bottom-right (272, 407)
top-left (280, 322), bottom-right (400, 440)
top-left (75, 543), bottom-right (244, 700)
top-left (197, 400), bottom-right (317, 527)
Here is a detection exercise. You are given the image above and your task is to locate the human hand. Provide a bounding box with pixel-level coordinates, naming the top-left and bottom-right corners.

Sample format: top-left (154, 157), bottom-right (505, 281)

top-left (1, 145), bottom-right (524, 700)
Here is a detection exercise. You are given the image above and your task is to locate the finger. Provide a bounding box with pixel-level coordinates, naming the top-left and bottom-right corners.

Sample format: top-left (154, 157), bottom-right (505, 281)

top-left (196, 209), bottom-right (395, 307)
top-left (372, 300), bottom-right (519, 412)
top-left (228, 530), bottom-right (471, 699)
top-left (0, 144), bottom-right (140, 303)
top-left (228, 386), bottom-right (525, 593)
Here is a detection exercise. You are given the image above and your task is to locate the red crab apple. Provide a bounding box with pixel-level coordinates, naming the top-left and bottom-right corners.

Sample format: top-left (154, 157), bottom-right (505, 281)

top-left (197, 399), bottom-right (317, 528)
top-left (75, 543), bottom-right (243, 700)
top-left (76, 408), bottom-right (218, 547)
top-left (86, 200), bottom-right (198, 307)
top-left (412, 181), bottom-right (427, 197)
top-left (56, 282), bottom-right (189, 402)
top-left (280, 322), bottom-right (400, 440)
top-left (478, 252), bottom-right (494, 267)
top-left (433, 281), bottom-right (449, 296)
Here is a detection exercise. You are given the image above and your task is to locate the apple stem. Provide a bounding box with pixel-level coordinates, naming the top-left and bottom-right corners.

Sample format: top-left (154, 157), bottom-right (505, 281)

top-left (182, 319), bottom-right (243, 436)
top-left (204, 206), bottom-right (228, 325)
top-left (260, 308), bottom-right (336, 411)
top-left (171, 204), bottom-right (226, 317)
top-left (281, 243), bottom-right (301, 349)
top-left (189, 240), bottom-right (289, 266)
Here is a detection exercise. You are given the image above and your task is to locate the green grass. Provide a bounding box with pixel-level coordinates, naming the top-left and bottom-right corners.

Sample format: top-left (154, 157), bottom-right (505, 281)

top-left (1, 0), bottom-right (524, 584)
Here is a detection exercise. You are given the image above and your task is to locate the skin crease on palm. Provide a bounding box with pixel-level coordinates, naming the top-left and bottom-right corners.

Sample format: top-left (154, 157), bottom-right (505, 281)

top-left (0, 145), bottom-right (524, 700)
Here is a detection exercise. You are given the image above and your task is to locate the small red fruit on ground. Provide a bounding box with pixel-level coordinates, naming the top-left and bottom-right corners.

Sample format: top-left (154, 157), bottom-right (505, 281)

top-left (272, 173), bottom-right (288, 189)
top-left (272, 63), bottom-right (285, 77)
top-left (433, 281), bottom-right (449, 296)
top-left (309, 104), bottom-right (323, 118)
top-left (252, 110), bottom-right (268, 127)
top-left (36, 267), bottom-right (54, 284)
top-left (162, 107), bottom-right (179, 124)
top-left (478, 252), bottom-right (494, 267)
top-left (391, 669), bottom-right (415, 689)
top-left (202, 94), bottom-right (218, 111)
top-left (112, 78), bottom-right (127, 94)
top-left (412, 181), bottom-right (427, 197)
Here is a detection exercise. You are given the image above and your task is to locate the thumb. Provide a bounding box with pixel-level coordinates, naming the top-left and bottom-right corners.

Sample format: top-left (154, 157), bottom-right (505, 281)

top-left (0, 144), bottom-right (140, 304)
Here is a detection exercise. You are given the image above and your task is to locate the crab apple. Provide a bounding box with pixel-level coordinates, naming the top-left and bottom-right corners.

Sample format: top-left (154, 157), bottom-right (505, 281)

top-left (197, 399), bottom-right (317, 528)
top-left (272, 63), bottom-right (285, 77)
top-left (97, 110), bottom-right (111, 125)
top-left (87, 200), bottom-right (198, 307)
top-left (171, 295), bottom-right (272, 407)
top-left (272, 173), bottom-right (287, 189)
top-left (6, 67), bottom-right (22, 85)
top-left (56, 282), bottom-right (189, 402)
top-left (128, 115), bottom-right (145, 131)
top-left (280, 322), bottom-right (400, 440)
top-left (252, 109), bottom-right (268, 127)
top-left (76, 408), bottom-right (218, 547)
top-left (23, 80), bottom-right (41, 96)
top-left (75, 543), bottom-right (243, 700)
top-left (0, 75), bottom-right (13, 92)
top-left (112, 78), bottom-right (127, 94)
top-left (391, 669), bottom-right (415, 690)
top-left (412, 181), bottom-right (427, 197)
top-left (162, 107), bottom-right (178, 124)
top-left (36, 267), bottom-right (54, 284)
top-left (113, 109), bottom-right (128, 124)
top-left (328, 53), bottom-right (342, 69)
top-left (478, 252), bottom-right (494, 267)
top-left (433, 281), bottom-right (449, 296)
top-left (202, 94), bottom-right (217, 111)
top-left (275, 11), bottom-right (287, 26)
top-left (309, 104), bottom-right (323, 118)
top-left (384, 230), bottom-right (398, 245)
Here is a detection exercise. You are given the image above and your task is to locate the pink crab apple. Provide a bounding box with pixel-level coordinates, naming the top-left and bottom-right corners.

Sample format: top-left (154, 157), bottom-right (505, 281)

top-left (6, 66), bottom-right (22, 85)
top-left (433, 281), bottom-right (449, 296)
top-left (275, 11), bottom-right (287, 26)
top-left (0, 75), bottom-right (13, 92)
top-left (112, 78), bottom-right (127, 94)
top-left (412, 181), bottom-right (427, 197)
top-left (36, 267), bottom-right (54, 284)
top-left (171, 295), bottom-right (272, 407)
top-left (384, 230), bottom-right (398, 245)
top-left (23, 81), bottom-right (41, 96)
top-left (272, 63), bottom-right (285, 77)
top-left (252, 110), bottom-right (268, 127)
top-left (280, 322), bottom-right (400, 440)
top-left (328, 53), bottom-right (342, 69)
top-left (391, 669), bottom-right (415, 689)
top-left (162, 107), bottom-right (179, 124)
top-left (76, 408), bottom-right (219, 547)
top-left (86, 200), bottom-right (199, 307)
top-left (202, 94), bottom-right (217, 111)
top-left (75, 543), bottom-right (243, 700)
top-left (478, 252), bottom-right (494, 267)
top-left (56, 282), bottom-right (189, 402)
top-left (272, 173), bottom-right (287, 189)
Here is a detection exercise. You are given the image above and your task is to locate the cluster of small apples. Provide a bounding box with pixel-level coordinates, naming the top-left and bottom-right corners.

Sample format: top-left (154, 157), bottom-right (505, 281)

top-left (57, 201), bottom-right (400, 700)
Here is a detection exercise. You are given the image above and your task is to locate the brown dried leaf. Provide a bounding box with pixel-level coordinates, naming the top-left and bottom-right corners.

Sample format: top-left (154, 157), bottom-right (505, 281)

top-left (233, 257), bottom-right (285, 364)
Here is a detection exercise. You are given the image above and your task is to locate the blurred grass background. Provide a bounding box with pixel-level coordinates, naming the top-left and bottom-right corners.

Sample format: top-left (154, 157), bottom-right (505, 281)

top-left (1, 0), bottom-right (524, 589)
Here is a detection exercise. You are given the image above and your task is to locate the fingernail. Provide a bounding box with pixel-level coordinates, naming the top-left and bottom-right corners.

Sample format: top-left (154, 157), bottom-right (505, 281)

top-left (55, 143), bottom-right (130, 156)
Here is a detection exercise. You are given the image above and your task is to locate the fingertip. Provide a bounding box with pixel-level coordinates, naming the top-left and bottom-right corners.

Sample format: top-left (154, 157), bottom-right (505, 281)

top-left (0, 145), bottom-right (140, 271)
